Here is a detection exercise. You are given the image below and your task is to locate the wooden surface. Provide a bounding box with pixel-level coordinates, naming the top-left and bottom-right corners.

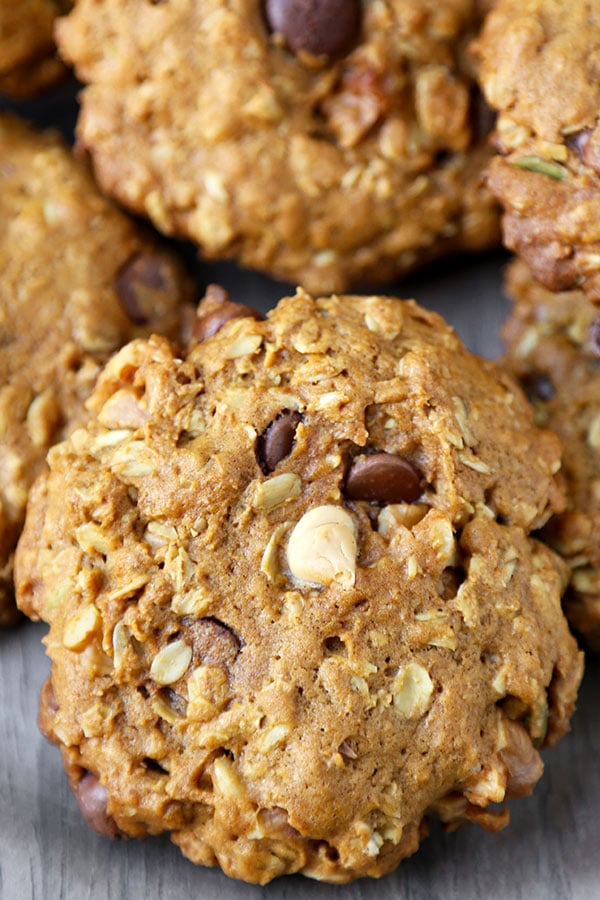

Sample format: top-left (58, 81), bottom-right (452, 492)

top-left (1, 82), bottom-right (599, 900)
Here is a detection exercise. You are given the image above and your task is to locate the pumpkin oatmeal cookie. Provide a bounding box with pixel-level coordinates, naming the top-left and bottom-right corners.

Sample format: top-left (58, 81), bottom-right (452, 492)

top-left (55, 0), bottom-right (499, 292)
top-left (502, 258), bottom-right (600, 651)
top-left (16, 286), bottom-right (582, 883)
top-left (0, 114), bottom-right (192, 626)
top-left (475, 0), bottom-right (600, 302)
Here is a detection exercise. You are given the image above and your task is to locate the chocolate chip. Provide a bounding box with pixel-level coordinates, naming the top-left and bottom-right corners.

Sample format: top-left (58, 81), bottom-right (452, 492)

top-left (263, 0), bottom-right (360, 57)
top-left (521, 372), bottom-right (555, 403)
top-left (192, 284), bottom-right (264, 342)
top-left (116, 252), bottom-right (173, 324)
top-left (256, 410), bottom-right (302, 474)
top-left (73, 772), bottom-right (122, 839)
top-left (589, 316), bottom-right (600, 358)
top-left (185, 616), bottom-right (241, 669)
top-left (345, 452), bottom-right (422, 504)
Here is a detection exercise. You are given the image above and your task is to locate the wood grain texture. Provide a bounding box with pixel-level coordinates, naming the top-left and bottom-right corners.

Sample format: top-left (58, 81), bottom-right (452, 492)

top-left (1, 85), bottom-right (599, 900)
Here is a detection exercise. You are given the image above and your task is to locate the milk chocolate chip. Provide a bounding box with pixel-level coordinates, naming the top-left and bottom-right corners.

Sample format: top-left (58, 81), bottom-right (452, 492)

top-left (257, 410), bottom-right (302, 473)
top-left (116, 252), bottom-right (173, 324)
top-left (192, 284), bottom-right (264, 342)
top-left (73, 772), bottom-right (122, 839)
top-left (345, 452), bottom-right (422, 503)
top-left (263, 0), bottom-right (360, 57)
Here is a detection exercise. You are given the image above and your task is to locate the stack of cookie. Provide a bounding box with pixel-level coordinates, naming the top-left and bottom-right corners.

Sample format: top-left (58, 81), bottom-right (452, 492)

top-left (0, 0), bottom-right (596, 889)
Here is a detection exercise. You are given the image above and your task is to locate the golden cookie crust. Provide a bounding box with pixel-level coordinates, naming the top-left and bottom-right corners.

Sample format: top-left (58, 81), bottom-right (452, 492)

top-left (0, 114), bottom-right (192, 626)
top-left (16, 289), bottom-right (582, 883)
top-left (502, 259), bottom-right (600, 651)
top-left (56, 0), bottom-right (499, 292)
top-left (475, 0), bottom-right (600, 301)
top-left (0, 0), bottom-right (69, 96)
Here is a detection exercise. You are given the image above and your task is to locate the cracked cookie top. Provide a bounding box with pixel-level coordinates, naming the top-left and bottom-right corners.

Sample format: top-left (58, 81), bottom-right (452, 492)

top-left (16, 287), bottom-right (582, 882)
top-left (56, 0), bottom-right (499, 291)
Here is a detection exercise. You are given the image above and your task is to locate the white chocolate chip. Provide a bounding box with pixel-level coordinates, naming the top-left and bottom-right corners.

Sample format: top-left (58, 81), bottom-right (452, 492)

top-left (286, 505), bottom-right (357, 589)
top-left (150, 639), bottom-right (192, 685)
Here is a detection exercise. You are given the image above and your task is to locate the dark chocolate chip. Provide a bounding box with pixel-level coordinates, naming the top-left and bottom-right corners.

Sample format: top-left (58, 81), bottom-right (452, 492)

top-left (116, 252), bottom-right (172, 324)
top-left (256, 410), bottom-right (302, 474)
top-left (73, 772), bottom-right (121, 839)
top-left (589, 316), bottom-right (600, 358)
top-left (521, 372), bottom-right (555, 403)
top-left (263, 0), bottom-right (360, 57)
top-left (192, 284), bottom-right (264, 342)
top-left (345, 452), bottom-right (422, 504)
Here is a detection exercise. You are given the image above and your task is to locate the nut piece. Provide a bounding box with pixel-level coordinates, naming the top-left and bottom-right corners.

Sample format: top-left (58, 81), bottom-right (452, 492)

top-left (286, 505), bottom-right (357, 588)
top-left (150, 639), bottom-right (193, 685)
top-left (63, 604), bottom-right (101, 652)
top-left (252, 473), bottom-right (301, 510)
top-left (392, 662), bottom-right (434, 719)
top-left (499, 718), bottom-right (544, 800)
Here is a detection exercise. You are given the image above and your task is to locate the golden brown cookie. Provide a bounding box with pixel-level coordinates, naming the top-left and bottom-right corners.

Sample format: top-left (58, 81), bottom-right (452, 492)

top-left (0, 0), bottom-right (70, 96)
top-left (56, 0), bottom-right (499, 292)
top-left (0, 113), bottom-right (193, 627)
top-left (475, 0), bottom-right (600, 301)
top-left (16, 287), bottom-right (582, 883)
top-left (502, 259), bottom-right (600, 651)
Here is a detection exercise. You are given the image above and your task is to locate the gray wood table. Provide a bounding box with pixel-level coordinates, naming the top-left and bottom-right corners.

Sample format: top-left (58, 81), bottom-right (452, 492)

top-left (1, 83), bottom-right (599, 900)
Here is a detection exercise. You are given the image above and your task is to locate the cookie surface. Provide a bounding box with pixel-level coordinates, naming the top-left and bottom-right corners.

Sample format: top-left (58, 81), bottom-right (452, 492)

top-left (16, 288), bottom-right (582, 883)
top-left (0, 0), bottom-right (69, 96)
top-left (0, 114), bottom-right (192, 626)
top-left (502, 259), bottom-right (600, 651)
top-left (56, 0), bottom-right (499, 292)
top-left (475, 0), bottom-right (600, 301)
